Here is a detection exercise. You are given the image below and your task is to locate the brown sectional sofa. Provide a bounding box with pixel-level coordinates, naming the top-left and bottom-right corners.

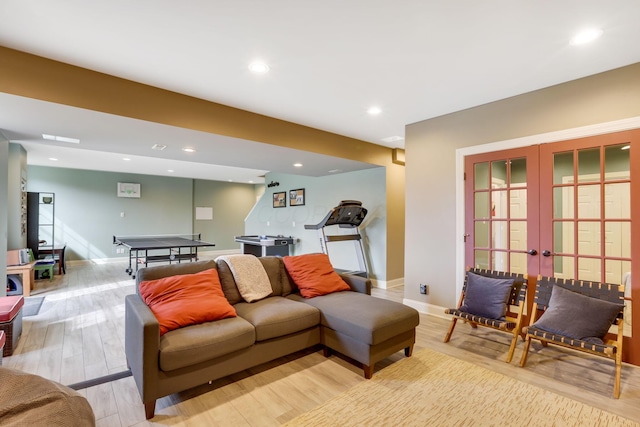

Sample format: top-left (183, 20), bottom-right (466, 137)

top-left (125, 257), bottom-right (419, 419)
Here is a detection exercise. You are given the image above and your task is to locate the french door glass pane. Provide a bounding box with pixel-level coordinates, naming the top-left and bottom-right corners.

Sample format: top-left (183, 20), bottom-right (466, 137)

top-left (492, 160), bottom-right (507, 185)
top-left (553, 221), bottom-right (574, 254)
top-left (553, 151), bottom-right (573, 185)
top-left (553, 255), bottom-right (574, 279)
top-left (605, 259), bottom-right (632, 288)
top-left (509, 253), bottom-right (527, 275)
top-left (509, 189), bottom-right (527, 218)
top-left (475, 192), bottom-right (490, 218)
top-left (491, 191), bottom-right (507, 218)
top-left (604, 144), bottom-right (630, 180)
top-left (604, 222), bottom-right (631, 258)
top-left (510, 221), bottom-right (527, 251)
top-left (492, 251), bottom-right (507, 271)
top-left (492, 221), bottom-right (508, 250)
top-left (553, 186), bottom-right (574, 219)
top-left (578, 257), bottom-right (601, 282)
top-left (474, 162), bottom-right (490, 190)
top-left (578, 148), bottom-right (600, 182)
top-left (475, 250), bottom-right (489, 269)
top-left (475, 221), bottom-right (489, 248)
top-left (604, 183), bottom-right (630, 218)
top-left (509, 158), bottom-right (527, 187)
top-left (577, 221), bottom-right (601, 256)
top-left (577, 184), bottom-right (600, 219)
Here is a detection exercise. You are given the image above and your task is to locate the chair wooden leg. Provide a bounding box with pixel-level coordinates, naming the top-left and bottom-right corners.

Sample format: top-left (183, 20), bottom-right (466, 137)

top-left (519, 337), bottom-right (532, 367)
top-left (443, 318), bottom-right (457, 343)
top-left (614, 358), bottom-right (622, 398)
top-left (144, 400), bottom-right (156, 420)
top-left (506, 333), bottom-right (518, 363)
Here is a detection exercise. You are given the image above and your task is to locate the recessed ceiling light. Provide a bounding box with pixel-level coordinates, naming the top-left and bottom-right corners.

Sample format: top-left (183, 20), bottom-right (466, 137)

top-left (228, 179), bottom-right (233, 182)
top-left (293, 163), bottom-right (303, 168)
top-left (248, 180), bottom-right (254, 184)
top-left (249, 61), bottom-right (270, 74)
top-left (367, 106), bottom-right (382, 115)
top-left (182, 147), bottom-right (196, 153)
top-left (42, 134), bottom-right (80, 144)
top-left (123, 158), bottom-right (131, 161)
top-left (167, 169), bottom-right (174, 173)
top-left (328, 169), bottom-right (342, 173)
top-left (48, 157), bottom-right (58, 161)
top-left (570, 28), bottom-right (603, 45)
top-left (622, 145), bottom-right (630, 150)
top-left (152, 144), bottom-right (167, 151)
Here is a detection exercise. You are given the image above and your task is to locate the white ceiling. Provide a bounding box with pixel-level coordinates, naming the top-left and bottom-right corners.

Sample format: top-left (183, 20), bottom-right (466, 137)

top-left (1, 1), bottom-right (640, 183)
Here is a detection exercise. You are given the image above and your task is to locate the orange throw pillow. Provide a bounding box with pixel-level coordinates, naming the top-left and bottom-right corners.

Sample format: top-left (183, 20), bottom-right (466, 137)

top-left (283, 253), bottom-right (350, 298)
top-left (139, 268), bottom-right (236, 335)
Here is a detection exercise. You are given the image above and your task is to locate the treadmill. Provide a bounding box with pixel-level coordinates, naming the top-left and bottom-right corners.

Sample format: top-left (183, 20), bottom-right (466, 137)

top-left (305, 200), bottom-right (369, 277)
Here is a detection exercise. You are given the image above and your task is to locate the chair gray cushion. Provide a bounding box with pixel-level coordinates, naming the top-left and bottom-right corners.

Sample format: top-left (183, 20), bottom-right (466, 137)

top-left (159, 317), bottom-right (255, 371)
top-left (460, 272), bottom-right (514, 320)
top-left (532, 285), bottom-right (623, 341)
top-left (234, 297), bottom-right (320, 341)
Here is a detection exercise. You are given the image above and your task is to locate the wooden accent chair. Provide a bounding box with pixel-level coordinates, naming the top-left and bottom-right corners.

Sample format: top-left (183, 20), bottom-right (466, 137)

top-left (444, 268), bottom-right (527, 363)
top-left (519, 276), bottom-right (625, 398)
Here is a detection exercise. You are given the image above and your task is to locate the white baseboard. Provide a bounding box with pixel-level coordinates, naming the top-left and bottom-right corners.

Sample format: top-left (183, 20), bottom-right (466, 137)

top-left (402, 298), bottom-right (450, 320)
top-left (371, 277), bottom-right (404, 289)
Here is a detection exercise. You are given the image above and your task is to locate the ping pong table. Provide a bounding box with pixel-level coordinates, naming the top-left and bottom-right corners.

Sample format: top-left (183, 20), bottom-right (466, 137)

top-left (113, 234), bottom-right (215, 278)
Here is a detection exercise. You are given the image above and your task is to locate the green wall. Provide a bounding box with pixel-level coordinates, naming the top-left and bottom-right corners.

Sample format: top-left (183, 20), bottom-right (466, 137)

top-left (193, 179), bottom-right (260, 250)
top-left (244, 167), bottom-right (387, 282)
top-left (25, 166), bottom-right (266, 262)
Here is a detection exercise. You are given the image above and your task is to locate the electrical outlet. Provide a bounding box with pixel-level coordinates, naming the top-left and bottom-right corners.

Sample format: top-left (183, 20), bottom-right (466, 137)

top-left (420, 284), bottom-right (428, 295)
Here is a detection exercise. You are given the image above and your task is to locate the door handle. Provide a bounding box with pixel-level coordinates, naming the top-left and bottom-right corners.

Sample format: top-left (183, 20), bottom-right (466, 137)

top-left (542, 250), bottom-right (552, 257)
top-left (527, 249), bottom-right (537, 256)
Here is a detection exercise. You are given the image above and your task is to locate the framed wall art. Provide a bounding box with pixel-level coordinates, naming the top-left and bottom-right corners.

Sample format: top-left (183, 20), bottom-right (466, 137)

top-left (289, 188), bottom-right (305, 206)
top-left (273, 191), bottom-right (286, 208)
top-left (117, 182), bottom-right (141, 198)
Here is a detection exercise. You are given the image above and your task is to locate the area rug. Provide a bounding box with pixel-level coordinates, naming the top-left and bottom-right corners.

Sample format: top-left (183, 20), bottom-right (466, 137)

top-left (284, 348), bottom-right (635, 427)
top-left (23, 296), bottom-right (45, 317)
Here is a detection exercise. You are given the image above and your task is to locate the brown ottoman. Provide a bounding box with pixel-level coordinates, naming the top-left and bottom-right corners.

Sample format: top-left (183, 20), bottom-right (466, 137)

top-left (0, 367), bottom-right (96, 426)
top-left (0, 296), bottom-right (24, 357)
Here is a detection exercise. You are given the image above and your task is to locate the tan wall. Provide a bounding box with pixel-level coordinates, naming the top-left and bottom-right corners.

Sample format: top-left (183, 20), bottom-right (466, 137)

top-left (405, 62), bottom-right (640, 327)
top-left (0, 47), bottom-right (405, 281)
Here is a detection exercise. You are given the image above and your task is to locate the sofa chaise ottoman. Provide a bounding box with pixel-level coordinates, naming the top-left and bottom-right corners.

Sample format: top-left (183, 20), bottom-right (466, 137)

top-left (125, 254), bottom-right (419, 419)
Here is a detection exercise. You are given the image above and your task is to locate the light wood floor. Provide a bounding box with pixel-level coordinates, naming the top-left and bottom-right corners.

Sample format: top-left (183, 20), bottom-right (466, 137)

top-left (5, 259), bottom-right (640, 426)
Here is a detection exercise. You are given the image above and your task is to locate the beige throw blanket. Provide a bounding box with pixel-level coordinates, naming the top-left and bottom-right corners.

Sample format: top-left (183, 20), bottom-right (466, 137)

top-left (216, 255), bottom-right (272, 302)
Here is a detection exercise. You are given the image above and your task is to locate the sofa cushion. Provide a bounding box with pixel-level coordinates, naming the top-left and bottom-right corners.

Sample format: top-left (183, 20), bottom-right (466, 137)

top-left (159, 316), bottom-right (255, 371)
top-left (139, 268), bottom-right (237, 335)
top-left (289, 292), bottom-right (419, 345)
top-left (217, 260), bottom-right (244, 305)
top-left (283, 253), bottom-right (350, 298)
top-left (259, 256), bottom-right (285, 296)
top-left (234, 297), bottom-right (320, 341)
top-left (217, 255), bottom-right (273, 302)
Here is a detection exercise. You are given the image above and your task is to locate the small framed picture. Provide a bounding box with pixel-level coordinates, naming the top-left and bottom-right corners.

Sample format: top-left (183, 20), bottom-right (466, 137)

top-left (289, 188), bottom-right (305, 206)
top-left (273, 192), bottom-right (286, 208)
